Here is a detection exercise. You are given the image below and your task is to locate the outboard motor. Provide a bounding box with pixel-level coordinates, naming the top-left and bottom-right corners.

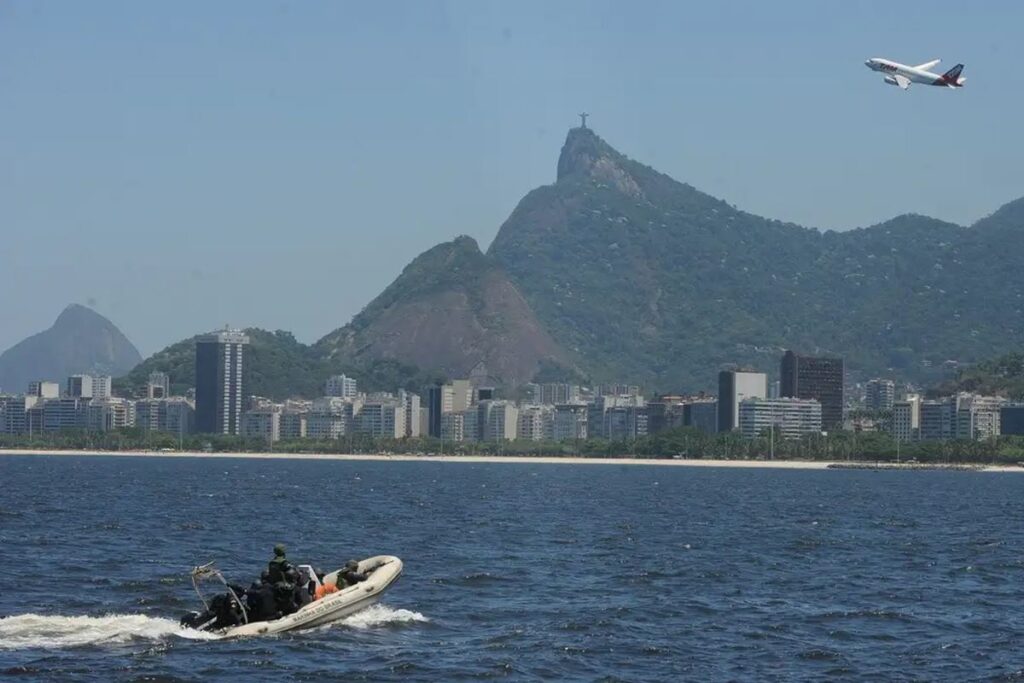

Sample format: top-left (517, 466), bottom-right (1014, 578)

top-left (180, 609), bottom-right (217, 631)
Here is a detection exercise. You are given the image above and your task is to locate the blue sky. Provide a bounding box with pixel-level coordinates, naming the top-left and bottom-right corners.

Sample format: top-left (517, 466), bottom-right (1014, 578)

top-left (2, 0), bottom-right (1021, 356)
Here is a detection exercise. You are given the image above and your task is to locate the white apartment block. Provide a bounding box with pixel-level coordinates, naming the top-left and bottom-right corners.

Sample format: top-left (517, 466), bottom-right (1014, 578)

top-left (739, 397), bottom-right (822, 440)
top-left (324, 374), bottom-right (358, 398)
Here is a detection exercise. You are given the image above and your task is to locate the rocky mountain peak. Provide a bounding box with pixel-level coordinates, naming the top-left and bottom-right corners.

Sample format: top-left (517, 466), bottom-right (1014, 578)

top-left (556, 127), bottom-right (644, 199)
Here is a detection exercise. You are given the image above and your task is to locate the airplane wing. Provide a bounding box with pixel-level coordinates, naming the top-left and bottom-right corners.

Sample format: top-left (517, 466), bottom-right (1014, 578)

top-left (894, 74), bottom-right (911, 90)
top-left (913, 59), bottom-right (941, 71)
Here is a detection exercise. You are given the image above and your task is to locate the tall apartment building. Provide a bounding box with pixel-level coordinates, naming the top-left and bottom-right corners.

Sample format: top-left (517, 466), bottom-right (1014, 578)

top-left (552, 404), bottom-right (588, 441)
top-left (324, 374), bottom-right (358, 398)
top-left (440, 412), bottom-right (465, 442)
top-left (194, 329), bottom-right (249, 435)
top-left (865, 379), bottom-right (896, 412)
top-left (0, 395), bottom-right (39, 435)
top-left (398, 390), bottom-right (420, 437)
top-left (780, 351), bottom-right (845, 430)
top-left (479, 400), bottom-right (519, 441)
top-left (955, 394), bottom-right (1004, 440)
top-left (427, 379), bottom-right (471, 437)
top-left (42, 398), bottom-right (87, 432)
top-left (717, 370), bottom-right (767, 433)
top-left (517, 405), bottom-right (553, 441)
top-left (892, 394), bottom-right (921, 442)
top-left (604, 405), bottom-right (648, 441)
top-left (738, 397), bottom-right (822, 440)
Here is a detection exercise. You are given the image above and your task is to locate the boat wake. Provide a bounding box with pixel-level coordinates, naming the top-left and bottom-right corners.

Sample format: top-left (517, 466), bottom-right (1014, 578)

top-left (0, 613), bottom-right (219, 650)
top-left (0, 605), bottom-right (427, 649)
top-left (338, 604), bottom-right (429, 629)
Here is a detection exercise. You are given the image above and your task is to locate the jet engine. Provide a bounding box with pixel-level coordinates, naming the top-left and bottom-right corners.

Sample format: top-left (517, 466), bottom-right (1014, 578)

top-left (883, 76), bottom-right (898, 86)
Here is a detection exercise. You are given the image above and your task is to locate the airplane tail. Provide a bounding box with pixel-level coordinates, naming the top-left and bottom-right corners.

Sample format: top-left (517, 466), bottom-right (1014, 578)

top-left (942, 63), bottom-right (965, 86)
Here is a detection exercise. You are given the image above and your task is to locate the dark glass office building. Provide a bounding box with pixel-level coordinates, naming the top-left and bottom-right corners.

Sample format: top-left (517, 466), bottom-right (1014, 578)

top-left (780, 350), bottom-right (844, 430)
top-left (1001, 404), bottom-right (1024, 436)
top-left (195, 330), bottom-right (249, 435)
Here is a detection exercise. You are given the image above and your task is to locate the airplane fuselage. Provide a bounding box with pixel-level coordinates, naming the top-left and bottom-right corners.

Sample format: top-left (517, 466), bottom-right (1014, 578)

top-left (864, 58), bottom-right (965, 89)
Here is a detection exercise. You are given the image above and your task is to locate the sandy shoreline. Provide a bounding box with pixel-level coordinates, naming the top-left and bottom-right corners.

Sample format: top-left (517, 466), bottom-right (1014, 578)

top-left (1, 448), bottom-right (1021, 472)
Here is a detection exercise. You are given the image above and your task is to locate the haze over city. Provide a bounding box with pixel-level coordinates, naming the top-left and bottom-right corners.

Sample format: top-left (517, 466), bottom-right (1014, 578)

top-left (2, 0), bottom-right (1022, 356)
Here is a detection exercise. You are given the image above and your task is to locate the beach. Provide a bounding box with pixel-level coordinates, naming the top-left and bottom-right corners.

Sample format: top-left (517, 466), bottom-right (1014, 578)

top-left (1, 448), bottom-right (1020, 472)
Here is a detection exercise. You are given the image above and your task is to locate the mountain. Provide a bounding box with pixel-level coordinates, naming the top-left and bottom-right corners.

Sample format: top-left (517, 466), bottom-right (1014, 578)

top-left (932, 351), bottom-right (1024, 399)
top-left (487, 126), bottom-right (1024, 390)
top-left (315, 236), bottom-right (576, 386)
top-left (0, 304), bottom-right (142, 393)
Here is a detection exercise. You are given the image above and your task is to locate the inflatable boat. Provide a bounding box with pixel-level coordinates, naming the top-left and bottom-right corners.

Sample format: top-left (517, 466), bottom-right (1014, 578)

top-left (180, 555), bottom-right (403, 638)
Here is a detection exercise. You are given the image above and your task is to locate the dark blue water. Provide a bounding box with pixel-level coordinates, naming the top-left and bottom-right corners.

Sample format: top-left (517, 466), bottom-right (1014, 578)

top-left (2, 455), bottom-right (1024, 681)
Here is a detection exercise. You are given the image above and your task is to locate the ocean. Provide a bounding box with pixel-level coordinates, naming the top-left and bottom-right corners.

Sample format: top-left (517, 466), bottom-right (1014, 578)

top-left (1, 454), bottom-right (1024, 681)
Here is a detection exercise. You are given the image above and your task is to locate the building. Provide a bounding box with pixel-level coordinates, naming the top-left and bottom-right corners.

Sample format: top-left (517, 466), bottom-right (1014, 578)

top-left (279, 408), bottom-right (308, 440)
top-left (647, 396), bottom-right (686, 434)
top-left (67, 375), bottom-right (112, 399)
top-left (479, 400), bottom-right (519, 441)
top-left (427, 380), bottom-right (472, 437)
top-left (42, 398), bottom-right (87, 432)
top-left (919, 399), bottom-right (952, 441)
top-left (683, 400), bottom-right (718, 434)
top-left (517, 405), bottom-right (553, 441)
top-left (136, 397), bottom-right (195, 435)
top-left (147, 372), bottom-right (170, 399)
top-left (27, 381), bottom-right (60, 399)
top-left (357, 401), bottom-right (405, 439)
top-left (597, 384), bottom-right (640, 398)
top-left (194, 329), bottom-right (249, 435)
top-left (398, 390), bottom-right (421, 437)
top-left (242, 406), bottom-right (281, 443)
top-left (0, 395), bottom-right (39, 435)
top-left (954, 394), bottom-right (1004, 441)
top-left (440, 412), bottom-right (465, 442)
top-left (780, 351), bottom-right (845, 430)
top-left (717, 370), bottom-right (767, 433)
top-left (86, 398), bottom-right (135, 431)
top-left (865, 379), bottom-right (896, 412)
top-left (892, 394), bottom-right (921, 442)
top-left (529, 383), bottom-right (582, 405)
top-left (1000, 404), bottom-right (1024, 436)
top-left (324, 374), bottom-right (358, 398)
top-left (306, 397), bottom-right (353, 440)
top-left (552, 404), bottom-right (588, 442)
top-left (738, 397), bottom-right (822, 440)
top-left (604, 405), bottom-right (648, 441)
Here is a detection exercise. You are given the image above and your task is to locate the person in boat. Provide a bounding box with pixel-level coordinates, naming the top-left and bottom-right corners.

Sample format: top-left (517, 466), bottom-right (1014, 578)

top-left (338, 560), bottom-right (368, 587)
top-left (267, 544), bottom-right (293, 583)
top-left (246, 570), bottom-right (278, 622)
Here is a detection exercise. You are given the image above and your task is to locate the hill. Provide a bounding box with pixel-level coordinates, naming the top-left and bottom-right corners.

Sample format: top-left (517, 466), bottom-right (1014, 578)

top-left (314, 236), bottom-right (577, 387)
top-left (932, 352), bottom-right (1024, 399)
top-left (0, 304), bottom-right (142, 393)
top-left (487, 126), bottom-right (1024, 390)
top-left (118, 329), bottom-right (437, 400)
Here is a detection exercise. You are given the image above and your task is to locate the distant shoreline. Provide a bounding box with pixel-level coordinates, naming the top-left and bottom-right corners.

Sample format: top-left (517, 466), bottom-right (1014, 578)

top-left (1, 448), bottom-right (1021, 472)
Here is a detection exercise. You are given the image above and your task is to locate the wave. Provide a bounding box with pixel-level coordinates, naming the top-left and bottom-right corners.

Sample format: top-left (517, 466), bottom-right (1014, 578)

top-left (0, 613), bottom-right (218, 650)
top-left (340, 604), bottom-right (429, 629)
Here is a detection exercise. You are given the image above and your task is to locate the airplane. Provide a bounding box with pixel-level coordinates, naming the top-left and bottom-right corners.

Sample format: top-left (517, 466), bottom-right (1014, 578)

top-left (864, 57), bottom-right (966, 90)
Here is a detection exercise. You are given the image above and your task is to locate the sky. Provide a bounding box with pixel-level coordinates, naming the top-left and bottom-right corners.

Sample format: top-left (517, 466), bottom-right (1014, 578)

top-left (2, 0), bottom-right (1022, 356)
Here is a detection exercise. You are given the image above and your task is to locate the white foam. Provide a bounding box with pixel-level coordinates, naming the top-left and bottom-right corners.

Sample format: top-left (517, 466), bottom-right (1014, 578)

top-left (339, 604), bottom-right (429, 629)
top-left (0, 613), bottom-right (219, 650)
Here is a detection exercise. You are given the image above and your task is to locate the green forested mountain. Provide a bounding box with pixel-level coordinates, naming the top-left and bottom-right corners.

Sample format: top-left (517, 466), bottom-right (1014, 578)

top-left (487, 126), bottom-right (1024, 390)
top-left (934, 352), bottom-right (1024, 399)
